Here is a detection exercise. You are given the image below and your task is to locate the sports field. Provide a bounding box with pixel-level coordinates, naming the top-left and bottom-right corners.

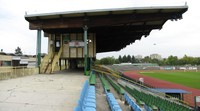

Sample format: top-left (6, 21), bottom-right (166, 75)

top-left (140, 71), bottom-right (200, 89)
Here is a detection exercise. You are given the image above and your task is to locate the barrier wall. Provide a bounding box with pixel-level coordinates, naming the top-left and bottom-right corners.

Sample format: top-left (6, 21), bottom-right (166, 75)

top-left (0, 66), bottom-right (39, 80)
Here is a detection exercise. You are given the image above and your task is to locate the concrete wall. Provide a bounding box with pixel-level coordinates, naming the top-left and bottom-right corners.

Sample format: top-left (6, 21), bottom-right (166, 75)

top-left (0, 67), bottom-right (39, 80)
top-left (0, 55), bottom-right (12, 61)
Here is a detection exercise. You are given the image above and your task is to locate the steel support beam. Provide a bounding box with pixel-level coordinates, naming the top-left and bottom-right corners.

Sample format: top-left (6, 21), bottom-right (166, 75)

top-left (83, 26), bottom-right (88, 75)
top-left (36, 30), bottom-right (41, 70)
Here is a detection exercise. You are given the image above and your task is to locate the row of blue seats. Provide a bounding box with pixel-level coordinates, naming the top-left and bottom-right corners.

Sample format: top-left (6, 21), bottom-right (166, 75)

top-left (106, 93), bottom-right (122, 111)
top-left (144, 104), bottom-right (153, 111)
top-left (74, 80), bottom-right (96, 111)
top-left (124, 93), bottom-right (142, 111)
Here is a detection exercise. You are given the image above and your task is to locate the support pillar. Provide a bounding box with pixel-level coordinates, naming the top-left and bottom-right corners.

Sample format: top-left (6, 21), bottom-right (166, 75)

top-left (83, 26), bottom-right (89, 75)
top-left (36, 30), bottom-right (41, 70)
top-left (59, 59), bottom-right (61, 70)
top-left (65, 59), bottom-right (66, 69)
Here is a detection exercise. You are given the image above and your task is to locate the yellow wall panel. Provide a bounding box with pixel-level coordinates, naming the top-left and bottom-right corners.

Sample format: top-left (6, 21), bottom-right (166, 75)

top-left (70, 48), bottom-right (76, 58)
top-left (51, 33), bottom-right (96, 59)
top-left (78, 48), bottom-right (83, 58)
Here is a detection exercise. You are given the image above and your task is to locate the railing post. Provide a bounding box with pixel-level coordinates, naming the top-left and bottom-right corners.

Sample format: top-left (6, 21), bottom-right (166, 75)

top-left (194, 96), bottom-right (197, 111)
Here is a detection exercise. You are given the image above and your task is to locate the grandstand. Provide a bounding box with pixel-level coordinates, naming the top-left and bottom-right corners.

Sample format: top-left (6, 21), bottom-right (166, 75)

top-left (108, 63), bottom-right (160, 72)
top-left (23, 2), bottom-right (193, 111)
top-left (74, 66), bottom-right (195, 111)
top-left (25, 4), bottom-right (188, 75)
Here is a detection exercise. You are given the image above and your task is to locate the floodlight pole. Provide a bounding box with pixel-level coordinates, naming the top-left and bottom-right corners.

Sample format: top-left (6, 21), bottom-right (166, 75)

top-left (36, 29), bottom-right (41, 71)
top-left (83, 25), bottom-right (88, 75)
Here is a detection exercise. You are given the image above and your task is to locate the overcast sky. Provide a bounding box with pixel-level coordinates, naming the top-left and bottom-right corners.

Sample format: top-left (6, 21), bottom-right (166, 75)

top-left (0, 0), bottom-right (199, 59)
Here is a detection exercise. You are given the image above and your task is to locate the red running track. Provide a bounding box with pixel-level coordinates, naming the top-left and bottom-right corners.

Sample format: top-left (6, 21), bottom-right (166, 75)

top-left (123, 71), bottom-right (200, 107)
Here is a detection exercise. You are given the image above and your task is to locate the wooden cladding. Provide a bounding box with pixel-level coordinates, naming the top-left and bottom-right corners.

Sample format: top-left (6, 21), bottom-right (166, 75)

top-left (49, 33), bottom-right (96, 58)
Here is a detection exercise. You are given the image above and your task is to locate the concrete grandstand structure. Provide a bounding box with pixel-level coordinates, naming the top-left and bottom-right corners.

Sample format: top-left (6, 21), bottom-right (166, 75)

top-left (25, 5), bottom-right (188, 75)
top-left (2, 2), bottom-right (197, 111)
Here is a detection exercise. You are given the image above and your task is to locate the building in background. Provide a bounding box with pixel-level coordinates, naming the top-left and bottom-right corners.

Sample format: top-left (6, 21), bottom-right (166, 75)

top-left (135, 55), bottom-right (143, 60)
top-left (0, 52), bottom-right (43, 67)
top-left (150, 54), bottom-right (162, 60)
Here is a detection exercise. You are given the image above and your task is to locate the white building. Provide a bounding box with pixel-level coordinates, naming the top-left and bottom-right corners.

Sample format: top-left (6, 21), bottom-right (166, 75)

top-left (135, 55), bottom-right (143, 60)
top-left (150, 54), bottom-right (162, 60)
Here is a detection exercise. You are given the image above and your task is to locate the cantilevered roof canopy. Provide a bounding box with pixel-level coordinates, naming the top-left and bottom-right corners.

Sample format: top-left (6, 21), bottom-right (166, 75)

top-left (25, 5), bottom-right (188, 53)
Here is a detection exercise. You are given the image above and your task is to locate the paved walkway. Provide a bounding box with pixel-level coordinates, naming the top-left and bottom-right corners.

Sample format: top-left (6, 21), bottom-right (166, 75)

top-left (0, 70), bottom-right (88, 111)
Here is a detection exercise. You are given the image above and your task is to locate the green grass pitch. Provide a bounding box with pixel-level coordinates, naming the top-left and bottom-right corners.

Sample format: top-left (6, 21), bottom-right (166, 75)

top-left (140, 71), bottom-right (200, 89)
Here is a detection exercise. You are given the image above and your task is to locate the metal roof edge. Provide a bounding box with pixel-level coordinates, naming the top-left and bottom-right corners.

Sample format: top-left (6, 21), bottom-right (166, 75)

top-left (25, 5), bottom-right (188, 18)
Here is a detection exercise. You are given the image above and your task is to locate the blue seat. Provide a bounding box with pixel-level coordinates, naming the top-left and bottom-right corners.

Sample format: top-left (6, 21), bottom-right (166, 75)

top-left (124, 93), bottom-right (142, 111)
top-left (106, 93), bottom-right (122, 111)
top-left (144, 104), bottom-right (153, 111)
top-left (83, 101), bottom-right (96, 108)
top-left (82, 107), bottom-right (96, 111)
top-left (74, 80), bottom-right (96, 111)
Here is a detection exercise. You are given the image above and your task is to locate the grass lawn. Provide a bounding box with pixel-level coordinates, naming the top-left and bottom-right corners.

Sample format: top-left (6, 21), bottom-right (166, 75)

top-left (140, 71), bottom-right (200, 89)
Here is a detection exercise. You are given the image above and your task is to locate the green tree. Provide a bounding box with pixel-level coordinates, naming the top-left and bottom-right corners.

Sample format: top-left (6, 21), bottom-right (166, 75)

top-left (95, 55), bottom-right (200, 66)
top-left (15, 46), bottom-right (23, 55)
top-left (122, 55), bottom-right (127, 63)
top-left (166, 55), bottom-right (178, 65)
top-left (127, 55), bottom-right (131, 63)
top-left (191, 57), bottom-right (198, 65)
top-left (98, 57), bottom-right (116, 65)
top-left (197, 57), bottom-right (200, 65)
top-left (142, 56), bottom-right (151, 63)
top-left (178, 55), bottom-right (198, 65)
top-left (94, 59), bottom-right (100, 65)
top-left (118, 55), bottom-right (122, 63)
top-left (187, 56), bottom-right (197, 65)
top-left (160, 58), bottom-right (167, 66)
top-left (151, 58), bottom-right (159, 63)
top-left (182, 55), bottom-right (190, 65)
top-left (115, 59), bottom-right (120, 64)
top-left (135, 58), bottom-right (140, 63)
top-left (131, 55), bottom-right (136, 63)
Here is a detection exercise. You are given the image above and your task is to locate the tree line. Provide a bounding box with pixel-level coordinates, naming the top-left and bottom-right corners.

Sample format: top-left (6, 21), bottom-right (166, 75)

top-left (95, 55), bottom-right (200, 66)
